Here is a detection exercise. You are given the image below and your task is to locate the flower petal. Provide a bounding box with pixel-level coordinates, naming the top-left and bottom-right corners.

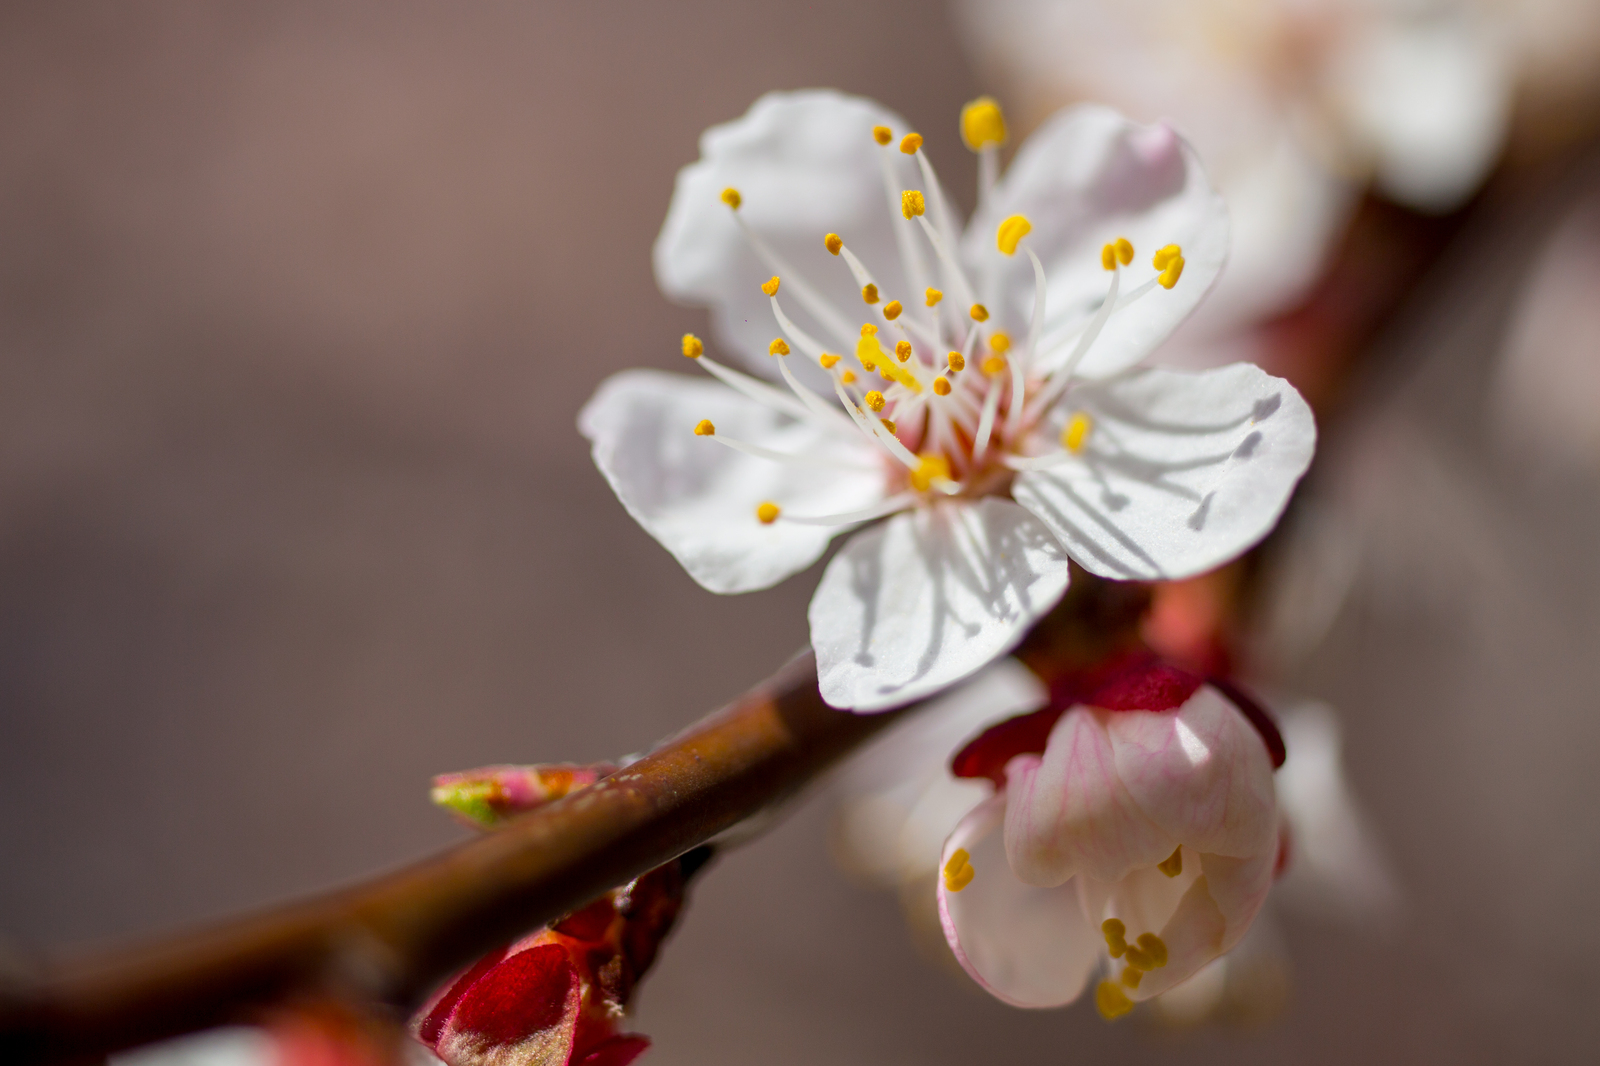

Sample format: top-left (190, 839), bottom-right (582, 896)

top-left (1128, 849), bottom-right (1277, 1000)
top-left (654, 90), bottom-right (920, 392)
top-left (580, 369), bottom-right (885, 594)
top-left (964, 105), bottom-right (1229, 379)
top-left (809, 499), bottom-right (1071, 712)
top-left (1013, 362), bottom-right (1315, 581)
top-left (938, 795), bottom-right (1099, 1008)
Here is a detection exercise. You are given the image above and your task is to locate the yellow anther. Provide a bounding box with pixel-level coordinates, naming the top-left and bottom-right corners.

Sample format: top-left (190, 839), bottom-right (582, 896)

top-left (900, 132), bottom-right (923, 154)
top-left (1136, 933), bottom-right (1168, 969)
top-left (989, 331), bottom-right (1011, 355)
top-left (1115, 237), bottom-right (1133, 265)
top-left (981, 355), bottom-right (1007, 376)
top-left (860, 323), bottom-right (878, 336)
top-left (856, 333), bottom-right (881, 372)
top-left (947, 351), bottom-right (965, 372)
top-left (720, 187), bottom-right (742, 210)
top-left (925, 287), bottom-right (943, 307)
top-left (1157, 845), bottom-right (1183, 878)
top-left (910, 454), bottom-right (951, 492)
top-left (1120, 966), bottom-right (1144, 990)
top-left (883, 300), bottom-right (903, 321)
top-left (761, 276), bottom-right (781, 297)
top-left (1061, 412), bottom-right (1093, 454)
top-left (862, 283), bottom-right (880, 304)
top-left (942, 848), bottom-right (975, 893)
top-left (1095, 980), bottom-right (1134, 1020)
top-left (864, 390), bottom-right (886, 413)
top-left (1158, 255), bottom-right (1185, 290)
top-left (681, 333), bottom-right (704, 359)
top-left (960, 96), bottom-right (1007, 150)
top-left (819, 353), bottom-right (841, 369)
top-left (969, 303), bottom-right (989, 322)
top-left (880, 418), bottom-right (896, 434)
top-left (1152, 244), bottom-right (1181, 270)
top-left (841, 370), bottom-right (857, 384)
top-left (996, 214), bottom-right (1032, 255)
top-left (1101, 243), bottom-right (1118, 271)
top-left (769, 337), bottom-right (790, 356)
top-left (693, 419), bottom-right (715, 436)
top-left (824, 233), bottom-right (843, 256)
top-left (873, 125), bottom-right (893, 146)
top-left (933, 376), bottom-right (951, 396)
top-left (756, 502), bottom-right (780, 524)
top-left (901, 189), bottom-right (926, 219)
top-left (1101, 918), bottom-right (1128, 958)
top-left (894, 339), bottom-right (912, 362)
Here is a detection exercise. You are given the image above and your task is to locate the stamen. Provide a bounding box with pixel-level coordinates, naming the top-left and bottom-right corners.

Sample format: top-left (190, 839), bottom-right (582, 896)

top-left (819, 353), bottom-right (841, 369)
top-left (989, 332), bottom-right (1011, 354)
top-left (947, 351), bottom-right (965, 372)
top-left (720, 187), bottom-right (742, 210)
top-left (769, 337), bottom-right (790, 356)
top-left (960, 97), bottom-right (1007, 150)
top-left (864, 390), bottom-right (886, 413)
top-left (831, 377), bottom-right (919, 469)
top-left (695, 354), bottom-right (826, 426)
top-left (997, 214), bottom-right (1032, 256)
top-left (925, 288), bottom-right (943, 306)
top-left (933, 376), bottom-right (951, 396)
top-left (1101, 918), bottom-right (1128, 958)
top-left (883, 300), bottom-right (903, 321)
top-left (910, 453), bottom-right (953, 492)
top-left (862, 283), bottom-right (879, 304)
top-left (1101, 243), bottom-right (1118, 271)
top-left (1095, 981), bottom-right (1134, 1020)
top-left (756, 501), bottom-right (780, 524)
top-left (841, 369), bottom-right (857, 384)
top-left (761, 276), bottom-right (781, 297)
top-left (704, 431), bottom-right (870, 468)
top-left (694, 419), bottom-right (714, 436)
top-left (981, 355), bottom-right (1006, 376)
top-left (872, 125), bottom-right (892, 146)
top-left (900, 132), bottom-right (923, 154)
top-left (901, 189), bottom-right (926, 219)
top-left (1028, 262), bottom-right (1121, 419)
top-left (1061, 412), bottom-right (1093, 453)
top-left (1157, 845), bottom-right (1183, 878)
top-left (1124, 933), bottom-right (1168, 971)
top-left (970, 303), bottom-right (989, 321)
top-left (1120, 966), bottom-right (1144, 990)
top-left (895, 340), bottom-right (912, 362)
top-left (733, 214), bottom-right (855, 347)
top-left (971, 374), bottom-right (1003, 462)
top-left (783, 491), bottom-right (920, 528)
top-left (942, 847), bottom-right (975, 892)
top-left (1115, 237), bottom-right (1134, 265)
top-left (824, 233), bottom-right (843, 255)
top-left (1159, 255), bottom-right (1186, 289)
top-left (682, 333), bottom-right (704, 358)
top-left (879, 418), bottom-right (896, 434)
top-left (1153, 244), bottom-right (1181, 270)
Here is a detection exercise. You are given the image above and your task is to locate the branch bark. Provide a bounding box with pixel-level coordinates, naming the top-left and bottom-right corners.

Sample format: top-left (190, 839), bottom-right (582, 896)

top-left (0, 650), bottom-right (903, 1064)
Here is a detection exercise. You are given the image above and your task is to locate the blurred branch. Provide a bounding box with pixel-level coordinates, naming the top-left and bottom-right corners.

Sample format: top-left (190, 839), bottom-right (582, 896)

top-left (0, 650), bottom-right (902, 1064)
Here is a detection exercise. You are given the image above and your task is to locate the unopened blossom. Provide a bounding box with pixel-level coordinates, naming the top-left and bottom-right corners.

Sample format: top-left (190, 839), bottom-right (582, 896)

top-left (582, 90), bottom-right (1314, 711)
top-left (936, 653), bottom-right (1283, 1016)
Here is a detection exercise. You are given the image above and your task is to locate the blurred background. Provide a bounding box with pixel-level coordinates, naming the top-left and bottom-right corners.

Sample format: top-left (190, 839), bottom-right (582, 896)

top-left (3, 1), bottom-right (1600, 1063)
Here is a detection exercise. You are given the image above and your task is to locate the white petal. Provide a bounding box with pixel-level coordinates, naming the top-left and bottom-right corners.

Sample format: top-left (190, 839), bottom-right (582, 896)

top-left (964, 105), bottom-right (1229, 379)
top-left (1013, 362), bottom-right (1315, 581)
top-left (1131, 849), bottom-right (1276, 1000)
top-left (809, 499), bottom-right (1071, 712)
top-left (654, 90), bottom-right (920, 392)
top-left (938, 795), bottom-right (1099, 1009)
top-left (579, 369), bottom-right (885, 594)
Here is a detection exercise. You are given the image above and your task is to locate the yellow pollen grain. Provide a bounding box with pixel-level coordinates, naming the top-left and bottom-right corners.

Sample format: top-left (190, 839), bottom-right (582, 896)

top-left (819, 353), bottom-right (841, 369)
top-left (947, 351), bottom-right (965, 372)
top-left (969, 303), bottom-right (989, 322)
top-left (981, 355), bottom-right (1006, 376)
top-left (925, 287), bottom-right (943, 307)
top-left (901, 189), bottom-right (926, 219)
top-left (681, 333), bottom-right (704, 359)
top-left (1101, 243), bottom-right (1118, 271)
top-left (873, 125), bottom-right (892, 146)
top-left (1159, 255), bottom-right (1186, 289)
top-left (1153, 244), bottom-right (1181, 271)
top-left (960, 96), bottom-right (1007, 151)
top-left (841, 369), bottom-right (857, 384)
top-left (1095, 981), bottom-right (1134, 1021)
top-left (996, 214), bottom-right (1032, 255)
top-left (862, 283), bottom-right (880, 305)
top-left (761, 275), bottom-right (781, 297)
top-left (864, 390), bottom-right (886, 413)
top-left (769, 337), bottom-right (790, 356)
top-left (989, 331), bottom-right (1011, 355)
top-left (933, 376), bottom-right (951, 396)
top-left (880, 418), bottom-right (896, 434)
top-left (720, 187), bottom-right (742, 210)
top-left (1120, 966), bottom-right (1144, 990)
top-left (942, 848), bottom-right (974, 893)
top-left (910, 454), bottom-right (951, 492)
top-left (1101, 918), bottom-right (1128, 958)
top-left (883, 300), bottom-right (903, 321)
top-left (1136, 933), bottom-right (1168, 969)
top-left (1061, 412), bottom-right (1093, 454)
top-left (824, 233), bottom-right (843, 255)
top-left (693, 419), bottom-right (715, 436)
top-left (894, 339), bottom-right (912, 362)
top-left (1115, 237), bottom-right (1133, 265)
top-left (756, 501), bottom-right (780, 524)
top-left (900, 132), bottom-right (923, 154)
top-left (1157, 845), bottom-right (1183, 878)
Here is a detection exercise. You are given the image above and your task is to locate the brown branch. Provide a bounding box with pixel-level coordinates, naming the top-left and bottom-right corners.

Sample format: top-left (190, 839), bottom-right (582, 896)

top-left (0, 650), bottom-right (904, 1064)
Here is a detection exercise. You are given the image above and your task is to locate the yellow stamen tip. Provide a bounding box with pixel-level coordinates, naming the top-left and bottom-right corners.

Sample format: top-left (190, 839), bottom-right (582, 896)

top-left (899, 132), bottom-right (923, 154)
top-left (1115, 237), bottom-right (1133, 265)
top-left (1158, 256), bottom-right (1185, 289)
top-left (947, 351), bottom-right (965, 372)
top-left (841, 370), bottom-right (857, 384)
top-left (942, 848), bottom-right (975, 892)
top-left (720, 187), bottom-right (742, 210)
top-left (1157, 845), bottom-right (1183, 878)
top-left (960, 96), bottom-right (1007, 151)
top-left (879, 418), bottom-right (896, 434)
top-left (872, 125), bottom-right (893, 146)
top-left (681, 333), bottom-right (704, 359)
top-left (864, 390), bottom-right (886, 413)
top-left (924, 287), bottom-right (943, 307)
top-left (1120, 966), bottom-right (1144, 990)
top-left (981, 355), bottom-right (1006, 376)
top-left (989, 331), bottom-right (1011, 354)
top-left (1101, 243), bottom-right (1118, 271)
top-left (894, 339), bottom-right (912, 362)
top-left (996, 214), bottom-right (1032, 255)
top-left (1061, 412), bottom-right (1093, 454)
top-left (769, 337), bottom-right (790, 356)
top-left (1136, 933), bottom-right (1168, 969)
top-left (883, 300), bottom-right (903, 321)
top-left (819, 353), bottom-right (841, 369)
top-left (861, 283), bottom-right (880, 305)
top-left (1152, 244), bottom-right (1181, 271)
top-left (693, 419), bottom-right (715, 436)
top-left (1101, 918), bottom-right (1128, 958)
top-left (761, 275), bottom-right (781, 297)
top-left (910, 453), bottom-right (951, 492)
top-left (933, 376), bottom-right (951, 396)
top-left (756, 501), bottom-right (780, 524)
top-left (969, 303), bottom-right (989, 322)
top-left (901, 189), bottom-right (926, 219)
top-left (859, 323), bottom-right (878, 336)
top-left (1095, 980), bottom-right (1134, 1020)
top-left (824, 233), bottom-right (843, 256)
